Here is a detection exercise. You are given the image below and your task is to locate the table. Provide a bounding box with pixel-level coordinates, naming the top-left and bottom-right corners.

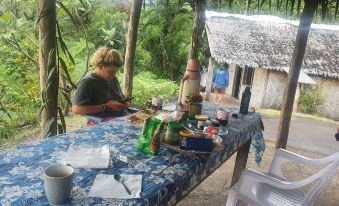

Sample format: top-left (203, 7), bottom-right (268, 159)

top-left (0, 102), bottom-right (264, 205)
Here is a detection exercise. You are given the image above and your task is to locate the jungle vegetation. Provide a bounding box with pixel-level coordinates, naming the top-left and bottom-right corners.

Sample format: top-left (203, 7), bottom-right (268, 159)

top-left (0, 0), bottom-right (337, 139)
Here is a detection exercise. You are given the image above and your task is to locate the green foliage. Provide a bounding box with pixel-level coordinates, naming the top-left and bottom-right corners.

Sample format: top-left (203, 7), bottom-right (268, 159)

top-left (1, 0), bottom-right (337, 141)
top-left (137, 1), bottom-right (194, 80)
top-left (117, 71), bottom-right (179, 109)
top-left (298, 85), bottom-right (325, 115)
top-left (85, 6), bottom-right (128, 49)
top-left (0, 72), bottom-right (39, 139)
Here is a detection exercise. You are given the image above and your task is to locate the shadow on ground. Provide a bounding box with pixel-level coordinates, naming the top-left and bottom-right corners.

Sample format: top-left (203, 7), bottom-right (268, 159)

top-left (177, 141), bottom-right (339, 206)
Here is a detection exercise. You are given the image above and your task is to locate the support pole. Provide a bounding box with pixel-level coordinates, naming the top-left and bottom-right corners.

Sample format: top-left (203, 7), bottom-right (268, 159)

top-left (124, 0), bottom-right (142, 97)
top-left (276, 0), bottom-right (318, 149)
top-left (39, 0), bottom-right (58, 138)
top-left (231, 139), bottom-right (251, 186)
top-left (188, 0), bottom-right (206, 60)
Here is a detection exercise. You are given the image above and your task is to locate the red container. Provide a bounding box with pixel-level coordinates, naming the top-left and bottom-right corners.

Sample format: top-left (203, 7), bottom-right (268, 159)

top-left (207, 125), bottom-right (219, 138)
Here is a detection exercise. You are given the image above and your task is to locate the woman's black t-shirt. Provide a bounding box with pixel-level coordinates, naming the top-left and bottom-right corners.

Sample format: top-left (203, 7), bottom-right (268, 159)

top-left (72, 73), bottom-right (124, 106)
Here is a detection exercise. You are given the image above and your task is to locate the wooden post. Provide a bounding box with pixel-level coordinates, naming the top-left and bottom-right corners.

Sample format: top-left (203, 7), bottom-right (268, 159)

top-left (276, 0), bottom-right (318, 149)
top-left (124, 0), bottom-right (142, 97)
top-left (38, 0), bottom-right (58, 138)
top-left (231, 139), bottom-right (251, 186)
top-left (205, 57), bottom-right (215, 101)
top-left (188, 0), bottom-right (206, 60)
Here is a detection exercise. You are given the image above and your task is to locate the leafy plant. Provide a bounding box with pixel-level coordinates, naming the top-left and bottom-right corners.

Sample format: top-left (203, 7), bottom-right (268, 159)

top-left (117, 71), bottom-right (179, 110)
top-left (185, 93), bottom-right (203, 105)
top-left (298, 85), bottom-right (325, 115)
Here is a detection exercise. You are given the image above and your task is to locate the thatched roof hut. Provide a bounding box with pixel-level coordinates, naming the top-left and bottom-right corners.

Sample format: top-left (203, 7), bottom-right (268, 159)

top-left (205, 11), bottom-right (339, 79)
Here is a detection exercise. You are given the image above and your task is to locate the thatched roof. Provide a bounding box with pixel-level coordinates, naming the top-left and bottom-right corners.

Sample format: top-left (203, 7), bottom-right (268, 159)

top-left (205, 11), bottom-right (339, 79)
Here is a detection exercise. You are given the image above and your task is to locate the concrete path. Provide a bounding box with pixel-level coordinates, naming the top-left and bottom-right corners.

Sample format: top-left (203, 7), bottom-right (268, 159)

top-left (211, 93), bottom-right (339, 155)
top-left (263, 117), bottom-right (339, 155)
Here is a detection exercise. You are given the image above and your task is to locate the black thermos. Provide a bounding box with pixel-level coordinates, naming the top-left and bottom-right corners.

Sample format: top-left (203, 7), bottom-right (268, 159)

top-left (239, 87), bottom-right (251, 115)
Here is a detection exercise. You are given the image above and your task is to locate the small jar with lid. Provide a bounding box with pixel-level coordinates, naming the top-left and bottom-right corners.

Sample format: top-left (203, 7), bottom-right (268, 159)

top-left (195, 114), bottom-right (208, 130)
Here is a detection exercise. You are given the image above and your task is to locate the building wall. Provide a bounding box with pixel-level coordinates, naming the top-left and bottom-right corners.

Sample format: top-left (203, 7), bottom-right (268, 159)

top-left (261, 70), bottom-right (286, 109)
top-left (228, 66), bottom-right (338, 120)
top-left (249, 68), bottom-right (269, 108)
top-left (230, 67), bottom-right (302, 112)
top-left (311, 77), bottom-right (339, 120)
top-left (226, 64), bottom-right (236, 96)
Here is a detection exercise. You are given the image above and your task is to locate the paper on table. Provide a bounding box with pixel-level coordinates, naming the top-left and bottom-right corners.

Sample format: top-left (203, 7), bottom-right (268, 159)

top-left (89, 174), bottom-right (142, 199)
top-left (155, 110), bottom-right (184, 122)
top-left (62, 144), bottom-right (110, 168)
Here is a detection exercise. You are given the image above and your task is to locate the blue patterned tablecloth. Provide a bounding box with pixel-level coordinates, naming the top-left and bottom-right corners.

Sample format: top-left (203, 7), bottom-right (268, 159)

top-left (0, 102), bottom-right (264, 205)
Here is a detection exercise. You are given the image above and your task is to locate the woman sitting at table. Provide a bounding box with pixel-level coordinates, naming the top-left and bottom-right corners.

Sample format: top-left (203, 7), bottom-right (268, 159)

top-left (72, 47), bottom-right (132, 126)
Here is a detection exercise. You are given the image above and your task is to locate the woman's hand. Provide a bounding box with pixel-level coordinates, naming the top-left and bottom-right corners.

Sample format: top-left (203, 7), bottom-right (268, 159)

top-left (122, 101), bottom-right (131, 107)
top-left (106, 100), bottom-right (128, 111)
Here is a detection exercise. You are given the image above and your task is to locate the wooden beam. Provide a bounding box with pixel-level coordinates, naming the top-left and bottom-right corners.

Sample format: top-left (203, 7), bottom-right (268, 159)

top-left (189, 0), bottom-right (206, 60)
top-left (38, 0), bottom-right (58, 138)
top-left (124, 0), bottom-right (142, 97)
top-left (231, 139), bottom-right (251, 186)
top-left (276, 0), bottom-right (318, 149)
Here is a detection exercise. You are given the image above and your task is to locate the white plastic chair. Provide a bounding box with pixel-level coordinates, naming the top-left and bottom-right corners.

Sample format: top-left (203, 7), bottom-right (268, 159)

top-left (226, 149), bottom-right (339, 206)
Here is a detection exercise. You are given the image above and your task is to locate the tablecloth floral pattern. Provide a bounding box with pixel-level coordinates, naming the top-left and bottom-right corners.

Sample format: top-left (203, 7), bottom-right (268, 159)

top-left (0, 102), bottom-right (264, 206)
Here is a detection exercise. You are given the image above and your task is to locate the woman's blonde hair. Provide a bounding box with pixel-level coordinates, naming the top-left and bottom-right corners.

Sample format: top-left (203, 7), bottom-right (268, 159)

top-left (90, 47), bottom-right (123, 68)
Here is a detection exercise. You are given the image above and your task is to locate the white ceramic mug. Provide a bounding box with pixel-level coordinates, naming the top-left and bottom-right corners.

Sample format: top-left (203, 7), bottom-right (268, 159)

top-left (44, 164), bottom-right (74, 205)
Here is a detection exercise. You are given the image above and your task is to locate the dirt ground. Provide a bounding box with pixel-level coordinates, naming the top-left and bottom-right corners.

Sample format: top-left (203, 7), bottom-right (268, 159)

top-left (177, 140), bottom-right (339, 206)
top-left (177, 94), bottom-right (339, 206)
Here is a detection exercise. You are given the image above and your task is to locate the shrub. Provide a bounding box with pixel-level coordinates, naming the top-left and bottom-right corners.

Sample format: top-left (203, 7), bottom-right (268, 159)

top-left (298, 85), bottom-right (324, 115)
top-left (117, 71), bottom-right (179, 109)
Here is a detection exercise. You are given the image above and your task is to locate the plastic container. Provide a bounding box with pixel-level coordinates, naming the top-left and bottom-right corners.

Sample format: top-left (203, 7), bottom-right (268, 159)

top-left (165, 121), bottom-right (183, 145)
top-left (179, 130), bottom-right (212, 152)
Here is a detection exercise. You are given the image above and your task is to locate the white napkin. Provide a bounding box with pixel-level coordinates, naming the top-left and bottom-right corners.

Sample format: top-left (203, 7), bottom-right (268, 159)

top-left (62, 144), bottom-right (110, 168)
top-left (89, 174), bottom-right (142, 199)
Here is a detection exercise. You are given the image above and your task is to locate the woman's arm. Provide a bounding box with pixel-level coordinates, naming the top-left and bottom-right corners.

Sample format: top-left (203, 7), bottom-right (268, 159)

top-left (72, 101), bottom-right (127, 115)
top-left (72, 104), bottom-right (105, 115)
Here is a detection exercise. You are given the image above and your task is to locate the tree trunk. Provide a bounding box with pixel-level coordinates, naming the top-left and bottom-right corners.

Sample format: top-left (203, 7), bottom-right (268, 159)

top-left (269, 0), bottom-right (272, 14)
top-left (290, 0), bottom-right (295, 16)
top-left (275, 0), bottom-right (318, 149)
top-left (124, 0), bottom-right (142, 97)
top-left (246, 0), bottom-right (252, 14)
top-left (335, 0), bottom-right (339, 20)
top-left (260, 0), bottom-right (266, 10)
top-left (188, 0), bottom-right (206, 60)
top-left (39, 0), bottom-right (58, 138)
top-left (297, 0), bottom-right (302, 16)
top-left (285, 0), bottom-right (289, 17)
top-left (321, 0), bottom-right (328, 21)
